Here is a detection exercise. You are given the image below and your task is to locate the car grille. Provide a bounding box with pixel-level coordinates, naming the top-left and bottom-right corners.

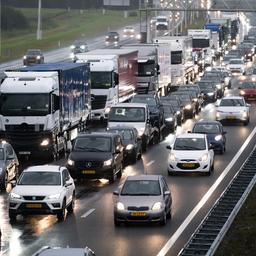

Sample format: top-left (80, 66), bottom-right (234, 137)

top-left (18, 203), bottom-right (49, 210)
top-left (75, 161), bottom-right (103, 168)
top-left (23, 196), bottom-right (45, 201)
top-left (127, 215), bottom-right (149, 221)
top-left (91, 95), bottom-right (107, 110)
top-left (127, 206), bottom-right (149, 211)
top-left (177, 163), bottom-right (200, 170)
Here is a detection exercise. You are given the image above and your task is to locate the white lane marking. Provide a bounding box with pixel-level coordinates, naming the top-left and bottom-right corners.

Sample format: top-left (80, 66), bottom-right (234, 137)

top-left (146, 160), bottom-right (155, 166)
top-left (81, 208), bottom-right (95, 219)
top-left (157, 126), bottom-right (256, 256)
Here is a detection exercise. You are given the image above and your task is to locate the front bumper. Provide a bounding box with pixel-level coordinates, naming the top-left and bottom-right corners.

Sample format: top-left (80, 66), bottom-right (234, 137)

top-left (168, 160), bottom-right (211, 173)
top-left (216, 112), bottom-right (248, 122)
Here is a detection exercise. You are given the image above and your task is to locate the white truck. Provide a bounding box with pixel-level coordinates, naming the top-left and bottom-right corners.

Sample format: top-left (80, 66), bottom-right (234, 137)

top-left (188, 29), bottom-right (213, 67)
top-left (154, 36), bottom-right (194, 85)
top-left (155, 16), bottom-right (169, 31)
top-left (76, 49), bottom-right (138, 121)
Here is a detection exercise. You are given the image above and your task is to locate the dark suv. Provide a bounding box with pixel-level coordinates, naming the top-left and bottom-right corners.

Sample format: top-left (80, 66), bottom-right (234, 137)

top-left (67, 132), bottom-right (124, 183)
top-left (105, 31), bottom-right (120, 45)
top-left (131, 94), bottom-right (164, 128)
top-left (23, 49), bottom-right (44, 66)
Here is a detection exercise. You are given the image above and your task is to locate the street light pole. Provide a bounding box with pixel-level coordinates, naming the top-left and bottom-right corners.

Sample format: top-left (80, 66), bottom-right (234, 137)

top-left (37, 0), bottom-right (42, 40)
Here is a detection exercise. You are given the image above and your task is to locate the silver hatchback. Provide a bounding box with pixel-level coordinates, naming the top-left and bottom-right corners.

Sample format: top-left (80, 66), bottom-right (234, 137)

top-left (113, 175), bottom-right (172, 226)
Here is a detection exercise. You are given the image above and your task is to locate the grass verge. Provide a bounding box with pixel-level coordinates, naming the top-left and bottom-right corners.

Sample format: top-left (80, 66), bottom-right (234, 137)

top-left (215, 185), bottom-right (256, 256)
top-left (0, 8), bottom-right (139, 62)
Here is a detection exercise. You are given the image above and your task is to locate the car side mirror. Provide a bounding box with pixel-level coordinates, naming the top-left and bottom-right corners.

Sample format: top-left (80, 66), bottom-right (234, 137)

top-left (166, 145), bottom-right (172, 150)
top-left (223, 131), bottom-right (227, 135)
top-left (113, 191), bottom-right (119, 196)
top-left (7, 155), bottom-right (14, 160)
top-left (246, 103), bottom-right (251, 107)
top-left (10, 180), bottom-right (17, 188)
top-left (164, 191), bottom-right (170, 196)
top-left (65, 181), bottom-right (72, 187)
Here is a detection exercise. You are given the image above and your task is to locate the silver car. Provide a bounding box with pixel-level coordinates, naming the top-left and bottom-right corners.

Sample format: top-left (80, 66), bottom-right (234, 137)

top-left (113, 175), bottom-right (172, 226)
top-left (0, 141), bottom-right (19, 191)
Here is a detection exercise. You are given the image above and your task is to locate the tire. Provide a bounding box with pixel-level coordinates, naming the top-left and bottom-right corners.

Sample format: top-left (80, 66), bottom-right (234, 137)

top-left (160, 211), bottom-right (167, 226)
top-left (0, 172), bottom-right (8, 191)
top-left (9, 210), bottom-right (17, 222)
top-left (67, 193), bottom-right (75, 213)
top-left (108, 168), bottom-right (116, 184)
top-left (166, 208), bottom-right (172, 219)
top-left (114, 218), bottom-right (121, 227)
top-left (57, 199), bottom-right (66, 221)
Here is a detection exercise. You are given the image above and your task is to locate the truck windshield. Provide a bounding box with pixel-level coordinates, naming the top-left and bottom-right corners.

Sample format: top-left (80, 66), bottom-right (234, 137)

top-left (192, 39), bottom-right (210, 48)
top-left (138, 63), bottom-right (155, 76)
top-left (91, 72), bottom-right (112, 89)
top-left (171, 51), bottom-right (182, 64)
top-left (0, 93), bottom-right (50, 116)
top-left (109, 107), bottom-right (145, 122)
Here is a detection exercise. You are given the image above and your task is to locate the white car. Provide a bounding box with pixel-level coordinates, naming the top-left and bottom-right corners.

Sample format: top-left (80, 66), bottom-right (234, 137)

top-left (227, 58), bottom-right (245, 75)
top-left (8, 165), bottom-right (75, 221)
top-left (167, 133), bottom-right (214, 175)
top-left (216, 96), bottom-right (250, 125)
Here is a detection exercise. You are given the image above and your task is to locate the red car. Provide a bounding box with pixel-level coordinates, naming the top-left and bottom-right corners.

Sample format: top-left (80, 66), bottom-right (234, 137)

top-left (239, 81), bottom-right (256, 100)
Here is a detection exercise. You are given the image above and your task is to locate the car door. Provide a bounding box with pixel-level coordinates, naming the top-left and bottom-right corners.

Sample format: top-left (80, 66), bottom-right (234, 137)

top-left (161, 177), bottom-right (171, 210)
top-left (62, 169), bottom-right (73, 204)
top-left (5, 145), bottom-right (17, 181)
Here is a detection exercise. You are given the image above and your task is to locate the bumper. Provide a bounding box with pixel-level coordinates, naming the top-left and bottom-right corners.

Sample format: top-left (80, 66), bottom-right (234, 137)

top-left (216, 112), bottom-right (248, 122)
top-left (114, 209), bottom-right (165, 223)
top-left (168, 160), bottom-right (211, 173)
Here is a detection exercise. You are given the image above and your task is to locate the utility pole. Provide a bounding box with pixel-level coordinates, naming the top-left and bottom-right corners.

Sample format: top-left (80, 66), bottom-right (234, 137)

top-left (37, 0), bottom-right (42, 40)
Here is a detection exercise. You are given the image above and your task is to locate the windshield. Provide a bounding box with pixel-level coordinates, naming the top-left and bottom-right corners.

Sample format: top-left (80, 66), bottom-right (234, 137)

top-left (171, 51), bottom-right (182, 64)
top-left (0, 148), bottom-right (4, 160)
top-left (131, 97), bottom-right (157, 106)
top-left (174, 137), bottom-right (206, 150)
top-left (121, 180), bottom-right (161, 196)
top-left (74, 137), bottom-right (111, 152)
top-left (91, 72), bottom-right (112, 89)
top-left (109, 107), bottom-right (145, 122)
top-left (193, 124), bottom-right (221, 134)
top-left (138, 62), bottom-right (155, 76)
top-left (192, 39), bottom-right (210, 48)
top-left (229, 60), bottom-right (243, 64)
top-left (219, 98), bottom-right (244, 106)
top-left (0, 93), bottom-right (50, 116)
top-left (157, 18), bottom-right (167, 22)
top-left (18, 172), bottom-right (61, 186)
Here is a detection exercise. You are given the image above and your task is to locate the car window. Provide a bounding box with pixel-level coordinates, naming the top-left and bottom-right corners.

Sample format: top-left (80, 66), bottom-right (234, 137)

top-left (18, 172), bottom-right (61, 186)
top-left (173, 137), bottom-right (206, 150)
top-left (74, 137), bottom-right (111, 152)
top-left (219, 98), bottom-right (244, 107)
top-left (121, 180), bottom-right (161, 196)
top-left (6, 144), bottom-right (14, 156)
top-left (161, 178), bottom-right (169, 193)
top-left (62, 169), bottom-right (70, 184)
top-left (0, 148), bottom-right (4, 160)
top-left (193, 124), bottom-right (221, 134)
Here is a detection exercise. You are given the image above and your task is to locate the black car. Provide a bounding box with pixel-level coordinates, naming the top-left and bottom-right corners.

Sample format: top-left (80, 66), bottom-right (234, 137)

top-left (0, 141), bottom-right (19, 191)
top-left (105, 31), bottom-right (120, 45)
top-left (23, 49), bottom-right (44, 66)
top-left (67, 132), bottom-right (124, 183)
top-left (162, 103), bottom-right (177, 133)
top-left (131, 94), bottom-right (164, 128)
top-left (201, 74), bottom-right (224, 98)
top-left (107, 126), bottom-right (142, 164)
top-left (197, 81), bottom-right (218, 104)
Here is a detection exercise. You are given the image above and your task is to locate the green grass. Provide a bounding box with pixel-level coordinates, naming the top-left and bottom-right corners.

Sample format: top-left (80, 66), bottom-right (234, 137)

top-left (215, 186), bottom-right (256, 256)
top-left (0, 8), bottom-right (139, 62)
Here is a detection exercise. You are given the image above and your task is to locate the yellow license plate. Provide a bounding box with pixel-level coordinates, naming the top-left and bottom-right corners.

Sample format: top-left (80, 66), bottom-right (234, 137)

top-left (227, 116), bottom-right (236, 119)
top-left (130, 212), bottom-right (147, 217)
top-left (182, 163), bottom-right (195, 168)
top-left (26, 204), bottom-right (42, 208)
top-left (82, 170), bottom-right (95, 174)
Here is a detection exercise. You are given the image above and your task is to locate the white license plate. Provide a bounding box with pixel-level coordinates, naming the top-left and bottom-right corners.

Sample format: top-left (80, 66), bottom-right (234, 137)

top-left (19, 151), bottom-right (31, 155)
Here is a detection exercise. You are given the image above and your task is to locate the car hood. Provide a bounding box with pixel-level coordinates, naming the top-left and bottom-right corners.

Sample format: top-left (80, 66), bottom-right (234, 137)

top-left (69, 151), bottom-right (112, 161)
top-left (12, 186), bottom-right (62, 196)
top-left (119, 195), bottom-right (163, 208)
top-left (217, 106), bottom-right (246, 113)
top-left (171, 150), bottom-right (207, 159)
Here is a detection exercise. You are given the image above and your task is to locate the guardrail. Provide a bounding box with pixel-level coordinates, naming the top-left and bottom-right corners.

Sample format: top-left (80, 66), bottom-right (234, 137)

top-left (179, 146), bottom-right (256, 256)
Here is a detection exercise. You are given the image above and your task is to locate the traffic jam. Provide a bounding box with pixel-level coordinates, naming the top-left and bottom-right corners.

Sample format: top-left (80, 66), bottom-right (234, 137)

top-left (0, 8), bottom-right (256, 256)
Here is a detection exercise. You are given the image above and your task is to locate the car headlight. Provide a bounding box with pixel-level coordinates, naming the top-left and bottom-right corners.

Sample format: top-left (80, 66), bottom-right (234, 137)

top-left (48, 193), bottom-right (61, 199)
top-left (242, 111), bottom-right (248, 117)
top-left (215, 135), bottom-right (222, 141)
top-left (248, 53), bottom-right (252, 57)
top-left (103, 159), bottom-right (112, 166)
top-left (240, 90), bottom-right (245, 95)
top-left (126, 144), bottom-right (134, 151)
top-left (138, 128), bottom-right (145, 137)
top-left (193, 98), bottom-right (198, 102)
top-left (23, 55), bottom-right (27, 59)
top-left (80, 45), bottom-right (86, 50)
top-left (165, 117), bottom-right (173, 122)
top-left (105, 107), bottom-right (111, 114)
top-left (207, 92), bottom-right (214, 96)
top-left (114, 36), bottom-right (118, 39)
top-left (10, 193), bottom-right (21, 199)
top-left (185, 104), bottom-right (192, 110)
top-left (117, 202), bottom-right (125, 211)
top-left (176, 110), bottom-right (181, 115)
top-left (40, 138), bottom-right (50, 146)
top-left (152, 202), bottom-right (163, 211)
top-left (36, 56), bottom-right (41, 59)
top-left (67, 159), bottom-right (74, 166)
top-left (70, 45), bottom-right (75, 49)
top-left (170, 153), bottom-right (176, 162)
top-left (199, 153), bottom-right (208, 162)
top-left (216, 111), bottom-right (220, 118)
top-left (216, 84), bottom-right (222, 89)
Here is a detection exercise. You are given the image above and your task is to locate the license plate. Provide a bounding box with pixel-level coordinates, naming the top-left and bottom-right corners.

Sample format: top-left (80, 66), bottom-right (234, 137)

top-left (82, 170), bottom-right (95, 174)
top-left (182, 163), bottom-right (195, 168)
top-left (227, 116), bottom-right (236, 119)
top-left (130, 212), bottom-right (147, 217)
top-left (26, 203), bottom-right (42, 208)
top-left (19, 151), bottom-right (31, 155)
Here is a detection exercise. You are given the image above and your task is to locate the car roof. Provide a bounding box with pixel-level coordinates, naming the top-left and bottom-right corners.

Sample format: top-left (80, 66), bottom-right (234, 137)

top-left (111, 102), bottom-right (147, 108)
top-left (77, 132), bottom-right (117, 138)
top-left (23, 165), bottom-right (64, 173)
top-left (126, 175), bottom-right (162, 181)
top-left (176, 133), bottom-right (206, 139)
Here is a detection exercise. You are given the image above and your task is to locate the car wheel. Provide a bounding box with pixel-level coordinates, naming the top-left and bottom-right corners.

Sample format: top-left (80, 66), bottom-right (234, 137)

top-left (108, 168), bottom-right (116, 184)
top-left (137, 148), bottom-right (142, 160)
top-left (57, 199), bottom-right (66, 221)
top-left (114, 218), bottom-right (121, 227)
top-left (166, 208), bottom-right (172, 219)
top-left (160, 211), bottom-right (167, 226)
top-left (67, 193), bottom-right (75, 214)
top-left (9, 210), bottom-right (17, 222)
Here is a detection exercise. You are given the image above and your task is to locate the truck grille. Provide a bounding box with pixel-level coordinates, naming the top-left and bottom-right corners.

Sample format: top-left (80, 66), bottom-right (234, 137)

top-left (91, 95), bottom-right (107, 110)
top-left (75, 161), bottom-right (103, 168)
top-left (6, 124), bottom-right (44, 132)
